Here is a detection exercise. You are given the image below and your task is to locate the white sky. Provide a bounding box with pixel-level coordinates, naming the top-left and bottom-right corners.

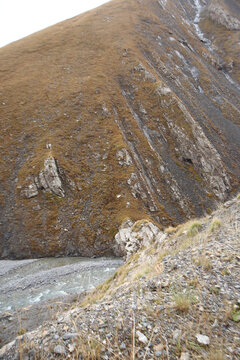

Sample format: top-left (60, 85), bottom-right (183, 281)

top-left (0, 0), bottom-right (111, 48)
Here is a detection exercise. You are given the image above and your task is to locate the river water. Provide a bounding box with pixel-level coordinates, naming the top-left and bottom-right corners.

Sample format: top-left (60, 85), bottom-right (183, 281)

top-left (0, 257), bottom-right (123, 313)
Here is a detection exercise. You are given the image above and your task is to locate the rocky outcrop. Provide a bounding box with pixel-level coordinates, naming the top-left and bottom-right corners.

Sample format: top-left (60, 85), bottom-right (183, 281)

top-left (21, 157), bottom-right (64, 199)
top-left (114, 219), bottom-right (166, 259)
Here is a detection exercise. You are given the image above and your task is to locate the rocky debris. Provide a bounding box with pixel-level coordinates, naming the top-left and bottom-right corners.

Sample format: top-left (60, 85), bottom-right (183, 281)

top-left (165, 97), bottom-right (231, 201)
top-left (127, 173), bottom-right (148, 201)
top-left (22, 157), bottom-right (65, 198)
top-left (116, 148), bottom-right (132, 166)
top-left (204, 0), bottom-right (240, 30)
top-left (114, 219), bottom-right (165, 259)
top-left (0, 196), bottom-right (239, 359)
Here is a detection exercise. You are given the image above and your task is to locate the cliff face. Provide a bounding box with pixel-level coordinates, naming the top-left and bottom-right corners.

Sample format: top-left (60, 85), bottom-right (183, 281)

top-left (0, 0), bottom-right (240, 259)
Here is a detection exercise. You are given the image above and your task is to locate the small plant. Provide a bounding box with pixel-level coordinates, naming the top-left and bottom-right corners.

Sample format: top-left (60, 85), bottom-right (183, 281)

top-left (187, 221), bottom-right (202, 237)
top-left (231, 304), bottom-right (240, 322)
top-left (237, 193), bottom-right (240, 200)
top-left (164, 226), bottom-right (176, 234)
top-left (133, 265), bottom-right (152, 280)
top-left (174, 292), bottom-right (191, 313)
top-left (188, 277), bottom-right (199, 288)
top-left (209, 286), bottom-right (220, 294)
top-left (17, 328), bottom-right (26, 335)
top-left (209, 218), bottom-right (221, 233)
top-left (232, 311), bottom-right (240, 322)
top-left (224, 303), bottom-right (240, 322)
top-left (195, 255), bottom-right (212, 271)
top-left (208, 348), bottom-right (226, 360)
top-left (221, 267), bottom-right (230, 276)
top-left (187, 340), bottom-right (202, 353)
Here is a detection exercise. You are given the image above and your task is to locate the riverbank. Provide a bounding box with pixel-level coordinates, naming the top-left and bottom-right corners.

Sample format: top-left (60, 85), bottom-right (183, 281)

top-left (0, 257), bottom-right (122, 349)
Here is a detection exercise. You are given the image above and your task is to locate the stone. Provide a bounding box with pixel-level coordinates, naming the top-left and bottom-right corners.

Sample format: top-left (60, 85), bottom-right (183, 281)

top-left (136, 330), bottom-right (148, 344)
top-left (154, 343), bottom-right (164, 352)
top-left (172, 329), bottom-right (181, 343)
top-left (68, 343), bottom-right (75, 353)
top-left (180, 352), bottom-right (190, 360)
top-left (53, 344), bottom-right (66, 355)
top-left (22, 183), bottom-right (38, 199)
top-left (119, 342), bottom-right (126, 350)
top-left (62, 332), bottom-right (79, 340)
top-left (196, 334), bottom-right (210, 345)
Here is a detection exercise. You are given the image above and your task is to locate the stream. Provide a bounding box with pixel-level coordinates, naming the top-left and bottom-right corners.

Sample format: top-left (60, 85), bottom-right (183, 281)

top-left (0, 257), bottom-right (123, 313)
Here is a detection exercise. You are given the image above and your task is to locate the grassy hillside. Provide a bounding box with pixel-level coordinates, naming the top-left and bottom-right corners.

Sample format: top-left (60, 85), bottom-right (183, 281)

top-left (0, 0), bottom-right (240, 258)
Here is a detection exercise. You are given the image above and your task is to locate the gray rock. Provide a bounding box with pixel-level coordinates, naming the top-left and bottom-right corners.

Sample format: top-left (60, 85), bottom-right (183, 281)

top-left (136, 330), bottom-right (148, 344)
top-left (38, 157), bottom-right (64, 197)
top-left (22, 157), bottom-right (65, 199)
top-left (63, 332), bottom-right (79, 340)
top-left (196, 334), bottom-right (210, 345)
top-left (180, 352), bottom-right (190, 360)
top-left (22, 183), bottom-right (38, 199)
top-left (119, 342), bottom-right (126, 350)
top-left (114, 219), bottom-right (165, 259)
top-left (172, 329), bottom-right (181, 343)
top-left (53, 344), bottom-right (66, 355)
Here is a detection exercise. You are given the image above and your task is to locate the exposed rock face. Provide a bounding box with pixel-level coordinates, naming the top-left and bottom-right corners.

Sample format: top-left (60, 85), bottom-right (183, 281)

top-left (200, 0), bottom-right (240, 83)
top-left (22, 157), bottom-right (64, 199)
top-left (0, 0), bottom-right (240, 258)
top-left (114, 219), bottom-right (165, 259)
top-left (204, 0), bottom-right (240, 30)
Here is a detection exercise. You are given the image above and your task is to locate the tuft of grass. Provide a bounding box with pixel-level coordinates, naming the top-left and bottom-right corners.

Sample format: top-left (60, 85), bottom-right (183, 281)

top-left (209, 286), bottom-right (220, 295)
top-left (209, 218), bottom-right (221, 233)
top-left (131, 219), bottom-right (149, 232)
top-left (187, 221), bottom-right (202, 237)
top-left (173, 293), bottom-right (191, 313)
top-left (194, 255), bottom-right (212, 271)
top-left (237, 193), bottom-right (240, 200)
top-left (17, 328), bottom-right (26, 335)
top-left (208, 348), bottom-right (226, 360)
top-left (188, 277), bottom-right (200, 288)
top-left (164, 226), bottom-right (176, 234)
top-left (133, 265), bottom-right (152, 281)
top-left (224, 303), bottom-right (240, 322)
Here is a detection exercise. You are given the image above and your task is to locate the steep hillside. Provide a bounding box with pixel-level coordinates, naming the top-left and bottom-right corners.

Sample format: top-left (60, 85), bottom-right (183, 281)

top-left (1, 195), bottom-right (239, 359)
top-left (0, 0), bottom-right (240, 258)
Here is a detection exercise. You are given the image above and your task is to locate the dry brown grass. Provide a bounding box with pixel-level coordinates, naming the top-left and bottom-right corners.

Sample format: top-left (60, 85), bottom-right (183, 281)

top-left (173, 292), bottom-right (192, 313)
top-left (209, 218), bottom-right (221, 233)
top-left (0, 0), bottom-right (239, 259)
top-left (194, 255), bottom-right (213, 271)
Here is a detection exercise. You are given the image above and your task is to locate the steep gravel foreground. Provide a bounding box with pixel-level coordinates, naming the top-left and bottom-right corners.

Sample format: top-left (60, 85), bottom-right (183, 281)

top-left (1, 196), bottom-right (239, 359)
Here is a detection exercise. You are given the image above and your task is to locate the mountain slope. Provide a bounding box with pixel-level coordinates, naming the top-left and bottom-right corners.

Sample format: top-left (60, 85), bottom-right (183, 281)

top-left (0, 0), bottom-right (240, 258)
